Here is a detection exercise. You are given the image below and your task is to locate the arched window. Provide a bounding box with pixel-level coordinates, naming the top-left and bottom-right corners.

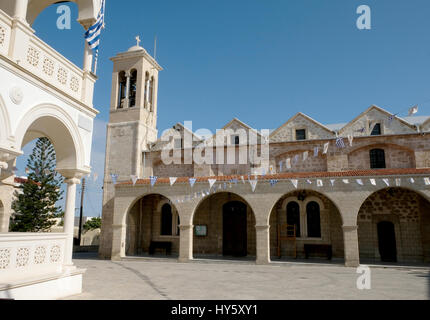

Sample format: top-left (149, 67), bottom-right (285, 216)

top-left (149, 77), bottom-right (155, 111)
top-left (306, 202), bottom-right (321, 238)
top-left (128, 70), bottom-right (137, 108)
top-left (143, 72), bottom-right (150, 107)
top-left (161, 204), bottom-right (173, 236)
top-left (117, 71), bottom-right (127, 109)
top-left (287, 201), bottom-right (300, 237)
top-left (370, 149), bottom-right (386, 169)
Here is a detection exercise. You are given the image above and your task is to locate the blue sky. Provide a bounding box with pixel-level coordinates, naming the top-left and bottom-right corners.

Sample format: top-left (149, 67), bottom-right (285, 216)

top-left (15, 0), bottom-right (430, 217)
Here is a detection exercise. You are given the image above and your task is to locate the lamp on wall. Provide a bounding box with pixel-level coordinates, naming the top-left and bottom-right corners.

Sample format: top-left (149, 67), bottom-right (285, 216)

top-left (297, 191), bottom-right (307, 201)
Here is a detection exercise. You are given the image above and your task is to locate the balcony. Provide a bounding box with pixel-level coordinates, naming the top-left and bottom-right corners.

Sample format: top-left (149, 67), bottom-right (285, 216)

top-left (0, 8), bottom-right (96, 110)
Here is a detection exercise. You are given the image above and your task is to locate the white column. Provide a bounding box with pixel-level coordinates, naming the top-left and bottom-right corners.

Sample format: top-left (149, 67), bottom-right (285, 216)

top-left (83, 41), bottom-right (94, 73)
top-left (63, 178), bottom-right (80, 267)
top-left (13, 0), bottom-right (29, 22)
top-left (256, 225), bottom-right (271, 264)
top-left (178, 225), bottom-right (193, 262)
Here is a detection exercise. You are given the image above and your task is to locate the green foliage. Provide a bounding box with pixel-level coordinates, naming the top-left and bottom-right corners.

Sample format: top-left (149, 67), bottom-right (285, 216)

top-left (83, 217), bottom-right (102, 231)
top-left (10, 138), bottom-right (64, 232)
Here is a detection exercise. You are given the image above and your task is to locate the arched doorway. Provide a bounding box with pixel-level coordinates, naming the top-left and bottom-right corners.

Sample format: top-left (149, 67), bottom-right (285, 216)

top-left (358, 188), bottom-right (430, 263)
top-left (223, 201), bottom-right (247, 257)
top-left (126, 194), bottom-right (180, 257)
top-left (192, 192), bottom-right (256, 260)
top-left (377, 221), bottom-right (397, 262)
top-left (269, 190), bottom-right (344, 261)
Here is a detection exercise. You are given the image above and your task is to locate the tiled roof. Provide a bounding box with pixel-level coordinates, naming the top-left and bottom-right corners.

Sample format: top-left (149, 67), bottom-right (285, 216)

top-left (117, 168), bottom-right (430, 186)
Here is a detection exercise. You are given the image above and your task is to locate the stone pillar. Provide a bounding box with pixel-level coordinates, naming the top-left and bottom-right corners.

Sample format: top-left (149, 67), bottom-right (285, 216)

top-left (111, 224), bottom-right (126, 261)
top-left (83, 41), bottom-right (94, 73)
top-left (63, 178), bottom-right (80, 267)
top-left (256, 225), bottom-right (271, 265)
top-left (343, 225), bottom-right (360, 267)
top-left (124, 71), bottom-right (131, 108)
top-left (13, 0), bottom-right (29, 22)
top-left (178, 225), bottom-right (193, 262)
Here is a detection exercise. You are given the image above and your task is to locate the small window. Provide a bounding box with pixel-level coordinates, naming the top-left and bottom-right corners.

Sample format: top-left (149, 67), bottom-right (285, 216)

top-left (287, 201), bottom-right (301, 237)
top-left (371, 123), bottom-right (381, 136)
top-left (296, 129), bottom-right (306, 141)
top-left (230, 135), bottom-right (240, 145)
top-left (161, 204), bottom-right (173, 236)
top-left (117, 71), bottom-right (127, 109)
top-left (129, 70), bottom-right (137, 108)
top-left (306, 202), bottom-right (321, 238)
top-left (370, 149), bottom-right (386, 169)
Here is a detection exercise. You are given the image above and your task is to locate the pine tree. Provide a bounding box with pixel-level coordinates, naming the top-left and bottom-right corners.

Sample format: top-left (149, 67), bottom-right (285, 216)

top-left (10, 138), bottom-right (64, 232)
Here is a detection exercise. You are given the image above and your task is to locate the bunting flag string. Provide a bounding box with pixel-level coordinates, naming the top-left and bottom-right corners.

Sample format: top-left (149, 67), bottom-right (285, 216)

top-left (356, 179), bottom-right (364, 186)
top-left (208, 179), bottom-right (217, 189)
top-left (249, 179), bottom-right (258, 192)
top-left (131, 175), bottom-right (138, 186)
top-left (169, 177), bottom-right (177, 186)
top-left (342, 179), bottom-right (349, 184)
top-left (150, 176), bottom-right (158, 187)
top-left (270, 179), bottom-right (278, 187)
top-left (370, 178), bottom-right (376, 186)
top-left (189, 178), bottom-right (197, 188)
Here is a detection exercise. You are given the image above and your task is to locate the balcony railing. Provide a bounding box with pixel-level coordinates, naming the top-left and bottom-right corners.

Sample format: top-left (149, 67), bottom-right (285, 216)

top-left (0, 233), bottom-right (66, 283)
top-left (0, 9), bottom-right (95, 109)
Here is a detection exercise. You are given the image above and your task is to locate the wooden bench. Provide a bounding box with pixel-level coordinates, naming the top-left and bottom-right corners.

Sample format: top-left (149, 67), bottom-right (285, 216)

top-left (304, 244), bottom-right (332, 260)
top-left (149, 241), bottom-right (172, 255)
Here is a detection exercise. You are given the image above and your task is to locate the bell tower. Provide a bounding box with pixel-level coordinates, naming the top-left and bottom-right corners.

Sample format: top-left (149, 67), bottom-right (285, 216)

top-left (99, 38), bottom-right (163, 258)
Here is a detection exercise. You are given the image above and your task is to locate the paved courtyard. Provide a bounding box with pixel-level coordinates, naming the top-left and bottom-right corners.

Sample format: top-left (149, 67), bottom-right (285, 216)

top-left (67, 253), bottom-right (430, 300)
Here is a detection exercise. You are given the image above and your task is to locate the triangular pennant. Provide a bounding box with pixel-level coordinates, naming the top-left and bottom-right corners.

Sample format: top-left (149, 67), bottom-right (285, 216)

top-left (270, 179), bottom-right (278, 187)
top-left (286, 158), bottom-right (291, 169)
top-left (383, 179), bottom-right (390, 186)
top-left (291, 179), bottom-right (298, 189)
top-left (111, 174), bottom-right (119, 185)
top-left (131, 175), bottom-right (138, 186)
top-left (370, 179), bottom-right (376, 186)
top-left (424, 177), bottom-right (430, 186)
top-left (314, 147), bottom-right (319, 157)
top-left (241, 176), bottom-right (245, 184)
top-left (249, 179), bottom-right (258, 192)
top-left (356, 179), bottom-right (364, 186)
top-left (348, 135), bottom-right (354, 147)
top-left (306, 180), bottom-right (312, 185)
top-left (208, 179), bottom-right (217, 189)
top-left (317, 180), bottom-right (323, 187)
top-left (303, 151), bottom-right (309, 161)
top-left (150, 176), bottom-right (158, 187)
top-left (189, 178), bottom-right (197, 187)
top-left (395, 178), bottom-right (401, 187)
top-left (410, 178), bottom-right (415, 184)
top-left (323, 142), bottom-right (329, 154)
top-left (279, 161), bottom-right (283, 172)
top-left (330, 179), bottom-right (335, 186)
top-left (293, 155), bottom-right (300, 164)
top-left (342, 179), bottom-right (349, 184)
top-left (169, 177), bottom-right (178, 186)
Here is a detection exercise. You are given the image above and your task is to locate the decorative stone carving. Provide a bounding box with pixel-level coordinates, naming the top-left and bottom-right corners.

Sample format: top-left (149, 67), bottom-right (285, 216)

top-left (42, 57), bottom-right (54, 76)
top-left (9, 86), bottom-right (24, 105)
top-left (70, 76), bottom-right (80, 92)
top-left (0, 248), bottom-right (10, 269)
top-left (26, 47), bottom-right (40, 67)
top-left (16, 248), bottom-right (30, 267)
top-left (0, 26), bottom-right (5, 46)
top-left (57, 67), bottom-right (68, 85)
top-left (50, 245), bottom-right (61, 263)
top-left (34, 246), bottom-right (46, 264)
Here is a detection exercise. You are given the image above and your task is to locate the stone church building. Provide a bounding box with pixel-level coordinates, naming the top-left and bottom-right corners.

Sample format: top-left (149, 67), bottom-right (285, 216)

top-left (99, 42), bottom-right (430, 268)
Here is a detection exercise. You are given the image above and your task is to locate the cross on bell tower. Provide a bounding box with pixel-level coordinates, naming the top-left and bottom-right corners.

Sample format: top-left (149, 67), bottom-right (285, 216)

top-left (135, 35), bottom-right (141, 47)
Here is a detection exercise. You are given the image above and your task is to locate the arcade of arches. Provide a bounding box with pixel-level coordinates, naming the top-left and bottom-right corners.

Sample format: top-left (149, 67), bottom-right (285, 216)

top-left (121, 187), bottom-right (430, 265)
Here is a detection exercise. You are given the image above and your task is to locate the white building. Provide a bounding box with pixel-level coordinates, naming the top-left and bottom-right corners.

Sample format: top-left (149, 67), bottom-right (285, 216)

top-left (0, 0), bottom-right (101, 299)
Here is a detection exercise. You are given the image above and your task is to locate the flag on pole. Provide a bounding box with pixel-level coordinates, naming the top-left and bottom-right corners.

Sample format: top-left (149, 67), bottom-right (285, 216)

top-left (169, 177), bottom-right (177, 186)
top-left (336, 137), bottom-right (345, 149)
top-left (408, 105), bottom-right (418, 116)
top-left (84, 0), bottom-right (106, 73)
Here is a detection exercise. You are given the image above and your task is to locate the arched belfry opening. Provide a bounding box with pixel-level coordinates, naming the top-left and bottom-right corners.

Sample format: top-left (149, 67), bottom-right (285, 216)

top-left (357, 188), bottom-right (430, 263)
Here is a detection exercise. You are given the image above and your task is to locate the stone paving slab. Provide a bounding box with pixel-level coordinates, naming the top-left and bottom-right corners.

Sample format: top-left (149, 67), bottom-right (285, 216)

top-left (66, 253), bottom-right (430, 300)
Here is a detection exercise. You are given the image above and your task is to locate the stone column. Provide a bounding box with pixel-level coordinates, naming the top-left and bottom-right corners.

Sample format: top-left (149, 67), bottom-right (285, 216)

top-left (13, 0), bottom-right (29, 22)
top-left (124, 71), bottom-right (131, 108)
top-left (83, 41), bottom-right (94, 73)
top-left (111, 224), bottom-right (126, 261)
top-left (178, 225), bottom-right (193, 262)
top-left (256, 225), bottom-right (271, 265)
top-left (63, 178), bottom-right (80, 267)
top-left (343, 225), bottom-right (360, 267)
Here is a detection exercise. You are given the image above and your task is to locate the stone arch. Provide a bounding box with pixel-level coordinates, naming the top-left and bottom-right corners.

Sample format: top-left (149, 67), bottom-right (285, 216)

top-left (26, 0), bottom-right (100, 27)
top-left (192, 191), bottom-right (257, 259)
top-left (123, 193), bottom-right (180, 257)
top-left (357, 187), bottom-right (430, 263)
top-left (269, 189), bottom-right (344, 260)
top-left (348, 143), bottom-right (416, 170)
top-left (14, 104), bottom-right (85, 172)
top-left (0, 94), bottom-right (11, 143)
